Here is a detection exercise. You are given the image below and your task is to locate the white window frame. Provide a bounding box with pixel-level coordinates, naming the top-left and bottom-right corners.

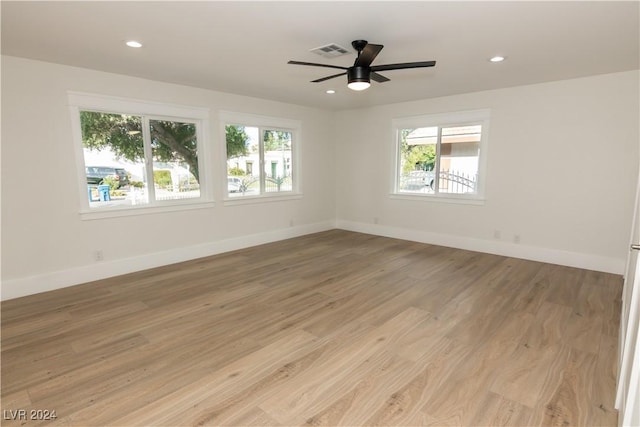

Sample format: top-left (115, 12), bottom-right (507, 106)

top-left (220, 111), bottom-right (302, 205)
top-left (391, 109), bottom-right (490, 205)
top-left (68, 92), bottom-right (213, 220)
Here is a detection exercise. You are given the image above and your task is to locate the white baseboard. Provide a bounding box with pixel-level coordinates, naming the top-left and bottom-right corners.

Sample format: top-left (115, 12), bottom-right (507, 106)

top-left (2, 219), bottom-right (624, 301)
top-left (336, 220), bottom-right (625, 275)
top-left (1, 220), bottom-right (336, 301)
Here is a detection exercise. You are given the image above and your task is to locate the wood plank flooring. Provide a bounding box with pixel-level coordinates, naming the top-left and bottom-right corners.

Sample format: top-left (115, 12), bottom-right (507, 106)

top-left (1, 230), bottom-right (623, 426)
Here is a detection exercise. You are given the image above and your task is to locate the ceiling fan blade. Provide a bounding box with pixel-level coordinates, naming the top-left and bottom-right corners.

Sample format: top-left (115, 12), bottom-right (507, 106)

top-left (355, 43), bottom-right (383, 67)
top-left (311, 72), bottom-right (347, 83)
top-left (288, 60), bottom-right (349, 71)
top-left (370, 72), bottom-right (390, 83)
top-left (371, 61), bottom-right (436, 72)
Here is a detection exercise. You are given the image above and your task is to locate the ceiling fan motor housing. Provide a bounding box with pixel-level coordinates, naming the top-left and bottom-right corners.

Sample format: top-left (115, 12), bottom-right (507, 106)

top-left (352, 39), bottom-right (369, 52)
top-left (348, 66), bottom-right (370, 84)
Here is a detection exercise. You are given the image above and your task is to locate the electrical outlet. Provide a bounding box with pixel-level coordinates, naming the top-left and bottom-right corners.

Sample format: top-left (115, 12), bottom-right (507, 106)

top-left (289, 219), bottom-right (294, 227)
top-left (513, 234), bottom-right (521, 244)
top-left (493, 230), bottom-right (501, 239)
top-left (94, 250), bottom-right (104, 262)
top-left (374, 217), bottom-right (379, 224)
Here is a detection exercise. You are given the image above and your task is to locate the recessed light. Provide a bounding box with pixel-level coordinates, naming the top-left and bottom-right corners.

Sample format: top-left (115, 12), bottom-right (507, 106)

top-left (489, 56), bottom-right (505, 62)
top-left (326, 89), bottom-right (336, 94)
top-left (126, 40), bottom-right (143, 48)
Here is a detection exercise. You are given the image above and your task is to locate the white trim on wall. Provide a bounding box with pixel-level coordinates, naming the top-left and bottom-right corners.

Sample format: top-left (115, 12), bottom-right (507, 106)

top-left (1, 219), bottom-right (626, 301)
top-left (336, 220), bottom-right (625, 275)
top-left (0, 221), bottom-right (335, 301)
top-left (390, 109), bottom-right (490, 203)
top-left (67, 91), bottom-right (214, 217)
top-left (219, 110), bottom-right (303, 201)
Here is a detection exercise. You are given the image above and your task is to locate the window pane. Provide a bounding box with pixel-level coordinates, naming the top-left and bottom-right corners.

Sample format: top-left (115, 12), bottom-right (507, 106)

top-left (149, 119), bottom-right (200, 201)
top-left (264, 130), bottom-right (293, 193)
top-left (226, 125), bottom-right (260, 197)
top-left (80, 111), bottom-right (149, 208)
top-left (398, 127), bottom-right (437, 194)
top-left (438, 125), bottom-right (480, 194)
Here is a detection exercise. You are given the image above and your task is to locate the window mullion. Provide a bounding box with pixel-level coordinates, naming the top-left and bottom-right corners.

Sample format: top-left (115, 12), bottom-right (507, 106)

top-left (290, 133), bottom-right (294, 192)
top-left (434, 126), bottom-right (442, 194)
top-left (259, 126), bottom-right (265, 194)
top-left (142, 116), bottom-right (156, 204)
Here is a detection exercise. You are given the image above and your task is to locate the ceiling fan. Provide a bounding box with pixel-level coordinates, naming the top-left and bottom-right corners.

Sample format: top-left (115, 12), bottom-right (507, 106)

top-left (288, 40), bottom-right (436, 91)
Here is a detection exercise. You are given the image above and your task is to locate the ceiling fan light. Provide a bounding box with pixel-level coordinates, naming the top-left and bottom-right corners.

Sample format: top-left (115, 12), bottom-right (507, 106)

top-left (347, 66), bottom-right (371, 91)
top-left (347, 81), bottom-right (371, 91)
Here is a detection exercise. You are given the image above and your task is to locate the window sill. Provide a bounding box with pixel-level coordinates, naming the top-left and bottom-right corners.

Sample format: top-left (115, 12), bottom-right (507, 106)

top-left (80, 200), bottom-right (215, 220)
top-left (223, 193), bottom-right (303, 206)
top-left (389, 193), bottom-right (485, 206)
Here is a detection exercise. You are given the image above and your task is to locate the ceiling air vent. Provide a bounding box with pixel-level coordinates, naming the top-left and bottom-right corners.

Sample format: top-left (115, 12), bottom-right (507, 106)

top-left (310, 43), bottom-right (351, 58)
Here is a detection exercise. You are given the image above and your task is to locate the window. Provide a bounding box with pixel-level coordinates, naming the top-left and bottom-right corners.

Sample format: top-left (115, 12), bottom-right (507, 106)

top-left (221, 112), bottom-right (300, 200)
top-left (69, 93), bottom-right (211, 216)
top-left (393, 109), bottom-right (489, 201)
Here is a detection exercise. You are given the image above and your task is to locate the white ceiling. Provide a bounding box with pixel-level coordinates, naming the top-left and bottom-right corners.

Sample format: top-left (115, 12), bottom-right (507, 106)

top-left (2, 1), bottom-right (638, 111)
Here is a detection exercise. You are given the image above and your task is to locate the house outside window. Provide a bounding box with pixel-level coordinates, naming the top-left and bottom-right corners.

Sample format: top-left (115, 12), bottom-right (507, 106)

top-left (393, 109), bottom-right (489, 203)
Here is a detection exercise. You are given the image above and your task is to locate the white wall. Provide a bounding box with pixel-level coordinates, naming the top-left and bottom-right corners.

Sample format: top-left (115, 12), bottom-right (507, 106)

top-left (2, 56), bottom-right (638, 301)
top-left (1, 56), bottom-right (337, 299)
top-left (335, 71), bottom-right (640, 273)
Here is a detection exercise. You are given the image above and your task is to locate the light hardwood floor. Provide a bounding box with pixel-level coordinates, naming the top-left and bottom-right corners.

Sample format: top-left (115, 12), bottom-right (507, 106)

top-left (1, 230), bottom-right (622, 426)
